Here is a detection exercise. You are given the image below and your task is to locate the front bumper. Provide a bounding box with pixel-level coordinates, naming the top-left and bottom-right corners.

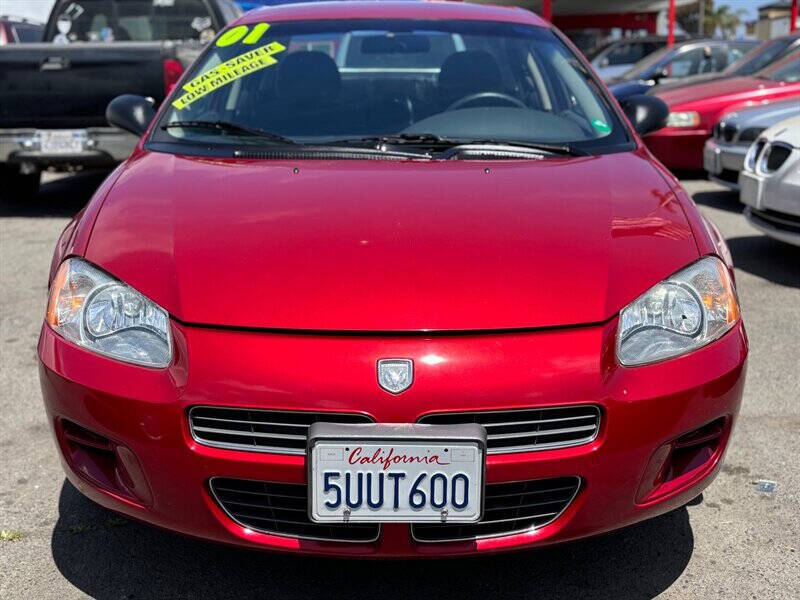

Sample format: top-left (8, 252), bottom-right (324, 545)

top-left (39, 317), bottom-right (748, 557)
top-left (645, 128), bottom-right (709, 171)
top-left (0, 127), bottom-right (137, 170)
top-left (703, 138), bottom-right (748, 190)
top-left (740, 166), bottom-right (800, 246)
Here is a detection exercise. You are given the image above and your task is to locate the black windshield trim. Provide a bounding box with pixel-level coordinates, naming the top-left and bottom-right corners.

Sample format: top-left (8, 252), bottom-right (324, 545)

top-left (146, 140), bottom-right (432, 160)
top-left (146, 139), bottom-right (634, 160)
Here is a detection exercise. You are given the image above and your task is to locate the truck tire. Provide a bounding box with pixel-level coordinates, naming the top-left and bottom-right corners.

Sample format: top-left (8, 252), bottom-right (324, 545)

top-left (0, 166), bottom-right (41, 200)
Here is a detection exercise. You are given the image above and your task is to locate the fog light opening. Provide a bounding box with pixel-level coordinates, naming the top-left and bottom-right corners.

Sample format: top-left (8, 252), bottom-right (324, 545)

top-left (58, 419), bottom-right (151, 506)
top-left (637, 417), bottom-right (728, 504)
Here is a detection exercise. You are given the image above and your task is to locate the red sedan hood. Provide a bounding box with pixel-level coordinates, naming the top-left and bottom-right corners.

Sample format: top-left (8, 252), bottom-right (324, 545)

top-left (654, 76), bottom-right (785, 109)
top-left (85, 151), bottom-right (698, 331)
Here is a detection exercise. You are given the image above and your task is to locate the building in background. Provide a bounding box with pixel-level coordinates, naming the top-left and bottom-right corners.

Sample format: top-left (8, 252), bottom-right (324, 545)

top-left (755, 2), bottom-right (800, 39)
top-left (471, 0), bottom-right (702, 51)
top-left (474, 1), bottom-right (798, 52)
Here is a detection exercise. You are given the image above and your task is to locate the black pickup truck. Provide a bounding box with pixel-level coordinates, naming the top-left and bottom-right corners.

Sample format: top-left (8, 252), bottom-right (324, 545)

top-left (0, 0), bottom-right (241, 197)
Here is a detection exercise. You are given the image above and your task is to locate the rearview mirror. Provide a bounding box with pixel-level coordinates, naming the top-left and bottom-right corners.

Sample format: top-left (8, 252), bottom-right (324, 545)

top-left (106, 94), bottom-right (156, 137)
top-left (361, 34), bottom-right (431, 54)
top-left (621, 94), bottom-right (669, 136)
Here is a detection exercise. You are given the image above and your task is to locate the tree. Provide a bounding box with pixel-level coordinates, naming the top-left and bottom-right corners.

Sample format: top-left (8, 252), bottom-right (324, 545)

top-left (703, 2), bottom-right (747, 38)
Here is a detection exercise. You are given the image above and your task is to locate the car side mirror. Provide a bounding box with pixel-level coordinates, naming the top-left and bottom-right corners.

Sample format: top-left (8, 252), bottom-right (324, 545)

top-left (599, 57), bottom-right (609, 67)
top-left (651, 67), bottom-right (670, 82)
top-left (620, 94), bottom-right (669, 136)
top-left (106, 94), bottom-right (156, 137)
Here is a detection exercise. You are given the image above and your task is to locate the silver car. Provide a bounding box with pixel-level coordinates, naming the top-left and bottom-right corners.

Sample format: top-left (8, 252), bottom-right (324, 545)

top-left (740, 115), bottom-right (800, 247)
top-left (704, 98), bottom-right (800, 190)
top-left (588, 36), bottom-right (668, 81)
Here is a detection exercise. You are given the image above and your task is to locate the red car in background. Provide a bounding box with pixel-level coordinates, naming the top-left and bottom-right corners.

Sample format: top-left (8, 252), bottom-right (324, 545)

top-left (39, 2), bottom-right (747, 557)
top-left (645, 50), bottom-right (800, 171)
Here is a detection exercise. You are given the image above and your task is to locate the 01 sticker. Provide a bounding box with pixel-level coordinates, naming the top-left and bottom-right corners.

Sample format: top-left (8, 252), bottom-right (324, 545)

top-left (172, 40), bottom-right (286, 110)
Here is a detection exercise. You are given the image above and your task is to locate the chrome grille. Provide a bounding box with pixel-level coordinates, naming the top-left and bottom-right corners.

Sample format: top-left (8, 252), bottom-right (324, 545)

top-left (418, 405), bottom-right (600, 454)
top-left (413, 477), bottom-right (580, 542)
top-left (189, 406), bottom-right (373, 455)
top-left (209, 477), bottom-right (380, 542)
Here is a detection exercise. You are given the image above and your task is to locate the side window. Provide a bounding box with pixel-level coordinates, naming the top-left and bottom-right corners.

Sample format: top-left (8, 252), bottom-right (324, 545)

top-left (666, 47), bottom-right (717, 77)
top-left (726, 45), bottom-right (747, 66)
top-left (606, 42), bottom-right (645, 65)
top-left (644, 42), bottom-right (663, 56)
top-left (713, 46), bottom-right (730, 70)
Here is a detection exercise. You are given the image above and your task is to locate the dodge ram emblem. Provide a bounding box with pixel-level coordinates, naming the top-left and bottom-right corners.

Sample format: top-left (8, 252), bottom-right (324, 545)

top-left (377, 359), bottom-right (413, 394)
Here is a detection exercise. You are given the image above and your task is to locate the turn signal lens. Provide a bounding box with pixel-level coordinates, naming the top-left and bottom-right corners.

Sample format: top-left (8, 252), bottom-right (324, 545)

top-left (46, 258), bottom-right (172, 367)
top-left (617, 257), bottom-right (739, 366)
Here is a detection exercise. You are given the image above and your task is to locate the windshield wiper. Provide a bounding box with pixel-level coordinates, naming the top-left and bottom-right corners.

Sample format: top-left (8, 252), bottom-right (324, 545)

top-left (324, 133), bottom-right (463, 148)
top-left (476, 139), bottom-right (586, 155)
top-left (162, 121), bottom-right (296, 145)
top-left (326, 134), bottom-right (586, 157)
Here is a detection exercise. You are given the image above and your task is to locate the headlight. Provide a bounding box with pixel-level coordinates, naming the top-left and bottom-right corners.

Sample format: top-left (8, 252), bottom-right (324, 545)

top-left (666, 111), bottom-right (700, 128)
top-left (45, 258), bottom-right (172, 367)
top-left (617, 257), bottom-right (739, 366)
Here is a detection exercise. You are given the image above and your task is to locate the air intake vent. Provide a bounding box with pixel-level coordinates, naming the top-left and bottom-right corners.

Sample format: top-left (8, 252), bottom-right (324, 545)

top-left (749, 208), bottom-right (800, 234)
top-left (209, 478), bottom-right (380, 542)
top-left (413, 477), bottom-right (580, 542)
top-left (763, 144), bottom-right (792, 172)
top-left (189, 406), bottom-right (373, 455)
top-left (418, 405), bottom-right (600, 454)
top-left (722, 124), bottom-right (737, 142)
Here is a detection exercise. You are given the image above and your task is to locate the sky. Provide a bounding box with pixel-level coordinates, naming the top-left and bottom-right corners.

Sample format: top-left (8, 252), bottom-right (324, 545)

top-left (0, 0), bottom-right (769, 27)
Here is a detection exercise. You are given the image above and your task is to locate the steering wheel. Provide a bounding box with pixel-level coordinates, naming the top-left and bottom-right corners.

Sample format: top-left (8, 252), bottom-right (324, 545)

top-left (447, 92), bottom-right (526, 111)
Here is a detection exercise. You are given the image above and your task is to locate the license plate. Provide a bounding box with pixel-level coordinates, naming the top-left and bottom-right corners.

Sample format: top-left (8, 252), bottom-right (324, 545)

top-left (38, 130), bottom-right (86, 154)
top-left (308, 423), bottom-right (485, 524)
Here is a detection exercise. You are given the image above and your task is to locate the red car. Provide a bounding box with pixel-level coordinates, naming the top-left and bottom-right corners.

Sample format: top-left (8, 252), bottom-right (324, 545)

top-left (645, 49), bottom-right (800, 171)
top-left (39, 2), bottom-right (747, 557)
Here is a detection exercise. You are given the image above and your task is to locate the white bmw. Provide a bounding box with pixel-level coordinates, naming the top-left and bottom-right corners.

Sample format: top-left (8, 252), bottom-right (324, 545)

top-left (740, 114), bottom-right (800, 246)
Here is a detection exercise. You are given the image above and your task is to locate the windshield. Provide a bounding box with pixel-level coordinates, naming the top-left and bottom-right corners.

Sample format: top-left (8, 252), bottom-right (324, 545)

top-left (151, 18), bottom-right (629, 154)
top-left (759, 51), bottom-right (800, 82)
top-left (585, 41), bottom-right (612, 61)
top-left (727, 38), bottom-right (791, 76)
top-left (617, 46), bottom-right (673, 80)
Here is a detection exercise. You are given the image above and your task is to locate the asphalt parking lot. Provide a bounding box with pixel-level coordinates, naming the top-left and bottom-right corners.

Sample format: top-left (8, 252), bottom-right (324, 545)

top-left (1, 172), bottom-right (798, 599)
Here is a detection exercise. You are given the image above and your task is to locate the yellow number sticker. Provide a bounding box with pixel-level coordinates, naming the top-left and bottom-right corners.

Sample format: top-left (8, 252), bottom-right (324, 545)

top-left (215, 22), bottom-right (269, 47)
